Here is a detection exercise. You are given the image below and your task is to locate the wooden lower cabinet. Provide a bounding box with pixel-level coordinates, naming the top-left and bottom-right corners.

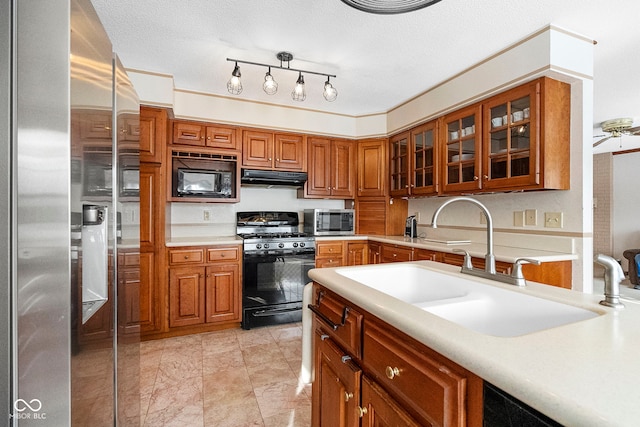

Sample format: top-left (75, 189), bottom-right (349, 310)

top-left (346, 242), bottom-right (368, 266)
top-left (316, 240), bottom-right (369, 268)
top-left (311, 285), bottom-right (483, 427)
top-left (167, 244), bottom-right (242, 332)
top-left (381, 243), bottom-right (413, 263)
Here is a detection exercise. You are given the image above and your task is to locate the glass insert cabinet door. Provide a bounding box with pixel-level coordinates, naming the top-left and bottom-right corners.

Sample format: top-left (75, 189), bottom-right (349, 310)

top-left (389, 132), bottom-right (410, 196)
top-left (410, 120), bottom-right (438, 196)
top-left (482, 81), bottom-right (540, 189)
top-left (441, 104), bottom-right (482, 193)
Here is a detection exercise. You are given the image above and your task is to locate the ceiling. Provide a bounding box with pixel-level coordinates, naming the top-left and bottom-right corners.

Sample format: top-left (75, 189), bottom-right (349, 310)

top-left (91, 0), bottom-right (640, 153)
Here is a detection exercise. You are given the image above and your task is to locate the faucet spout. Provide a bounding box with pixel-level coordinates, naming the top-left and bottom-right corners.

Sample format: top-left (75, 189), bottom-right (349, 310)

top-left (594, 254), bottom-right (625, 309)
top-left (431, 196), bottom-right (495, 274)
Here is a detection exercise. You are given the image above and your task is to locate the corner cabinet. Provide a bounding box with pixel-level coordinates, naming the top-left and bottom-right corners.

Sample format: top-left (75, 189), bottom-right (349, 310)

top-left (357, 138), bottom-right (387, 198)
top-left (305, 137), bottom-right (355, 199)
top-left (310, 285), bottom-right (483, 427)
top-left (482, 77), bottom-right (570, 191)
top-left (390, 120), bottom-right (439, 197)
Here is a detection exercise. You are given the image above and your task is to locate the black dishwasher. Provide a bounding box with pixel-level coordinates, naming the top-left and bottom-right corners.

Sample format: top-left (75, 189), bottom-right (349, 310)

top-left (483, 382), bottom-right (563, 427)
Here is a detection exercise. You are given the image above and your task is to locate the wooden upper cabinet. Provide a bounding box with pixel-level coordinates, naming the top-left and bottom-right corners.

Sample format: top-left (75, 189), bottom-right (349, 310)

top-left (242, 129), bottom-right (305, 171)
top-left (389, 131), bottom-right (410, 197)
top-left (390, 121), bottom-right (438, 197)
top-left (173, 121), bottom-right (240, 151)
top-left (140, 106), bottom-right (167, 164)
top-left (482, 77), bottom-right (570, 191)
top-left (357, 138), bottom-right (387, 198)
top-left (305, 137), bottom-right (355, 199)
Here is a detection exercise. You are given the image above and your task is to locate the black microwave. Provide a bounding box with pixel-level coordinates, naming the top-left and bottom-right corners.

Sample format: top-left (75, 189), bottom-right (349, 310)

top-left (176, 168), bottom-right (233, 198)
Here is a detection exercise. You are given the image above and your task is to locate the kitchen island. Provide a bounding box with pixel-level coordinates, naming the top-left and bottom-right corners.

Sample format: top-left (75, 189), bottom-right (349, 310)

top-left (306, 260), bottom-right (640, 426)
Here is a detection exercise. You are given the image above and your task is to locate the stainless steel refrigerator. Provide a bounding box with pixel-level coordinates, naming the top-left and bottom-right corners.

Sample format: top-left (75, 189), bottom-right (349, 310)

top-left (2, 0), bottom-right (141, 425)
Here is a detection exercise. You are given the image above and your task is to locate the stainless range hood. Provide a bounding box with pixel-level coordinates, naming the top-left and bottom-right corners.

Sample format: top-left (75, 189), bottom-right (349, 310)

top-left (241, 168), bottom-right (307, 187)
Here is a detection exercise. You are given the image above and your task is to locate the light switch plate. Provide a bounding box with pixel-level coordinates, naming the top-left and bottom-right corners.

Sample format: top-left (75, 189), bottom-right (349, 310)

top-left (514, 211), bottom-right (525, 227)
top-left (544, 212), bottom-right (563, 228)
top-left (525, 209), bottom-right (537, 226)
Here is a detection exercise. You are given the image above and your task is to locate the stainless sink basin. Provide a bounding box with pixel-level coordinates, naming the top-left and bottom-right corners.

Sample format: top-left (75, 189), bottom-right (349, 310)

top-left (336, 263), bottom-right (600, 337)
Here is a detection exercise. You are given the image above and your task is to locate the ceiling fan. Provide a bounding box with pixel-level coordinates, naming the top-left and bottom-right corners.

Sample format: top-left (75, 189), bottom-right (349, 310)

top-left (593, 118), bottom-right (640, 147)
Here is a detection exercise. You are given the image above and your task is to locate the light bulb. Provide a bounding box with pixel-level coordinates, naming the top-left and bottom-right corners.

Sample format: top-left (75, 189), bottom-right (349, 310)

top-left (291, 73), bottom-right (306, 102)
top-left (227, 64), bottom-right (242, 95)
top-left (263, 70), bottom-right (278, 95)
top-left (323, 78), bottom-right (338, 102)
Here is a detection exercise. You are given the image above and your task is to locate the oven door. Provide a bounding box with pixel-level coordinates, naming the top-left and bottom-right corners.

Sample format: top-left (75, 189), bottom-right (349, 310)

top-left (242, 250), bottom-right (315, 329)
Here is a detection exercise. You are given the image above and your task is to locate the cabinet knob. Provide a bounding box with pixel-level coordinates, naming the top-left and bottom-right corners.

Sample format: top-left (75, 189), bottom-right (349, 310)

top-left (344, 391), bottom-right (354, 402)
top-left (385, 365), bottom-right (400, 379)
top-left (207, 136), bottom-right (211, 140)
top-left (357, 406), bottom-right (368, 418)
top-left (483, 174), bottom-right (489, 180)
top-left (473, 176), bottom-right (479, 181)
top-left (268, 157), bottom-right (272, 161)
top-left (184, 255), bottom-right (189, 259)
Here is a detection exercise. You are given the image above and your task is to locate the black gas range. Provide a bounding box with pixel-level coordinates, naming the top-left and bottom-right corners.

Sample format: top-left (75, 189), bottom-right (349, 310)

top-left (237, 211), bottom-right (316, 329)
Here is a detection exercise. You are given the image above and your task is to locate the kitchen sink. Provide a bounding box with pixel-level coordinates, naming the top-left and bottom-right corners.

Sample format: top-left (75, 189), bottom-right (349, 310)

top-left (336, 263), bottom-right (599, 337)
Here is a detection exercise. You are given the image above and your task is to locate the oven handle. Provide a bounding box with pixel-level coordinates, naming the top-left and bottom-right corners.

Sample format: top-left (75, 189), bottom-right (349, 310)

top-left (307, 303), bottom-right (349, 331)
top-left (251, 306), bottom-right (302, 317)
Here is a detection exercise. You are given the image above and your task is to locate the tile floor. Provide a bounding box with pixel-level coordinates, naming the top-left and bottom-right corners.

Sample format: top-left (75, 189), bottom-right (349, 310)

top-left (140, 322), bottom-right (311, 427)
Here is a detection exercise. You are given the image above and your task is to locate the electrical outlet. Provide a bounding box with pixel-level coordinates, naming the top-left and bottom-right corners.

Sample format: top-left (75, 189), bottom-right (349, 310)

top-left (514, 211), bottom-right (524, 227)
top-left (544, 212), bottom-right (563, 228)
top-left (203, 210), bottom-right (211, 221)
top-left (525, 209), bottom-right (537, 226)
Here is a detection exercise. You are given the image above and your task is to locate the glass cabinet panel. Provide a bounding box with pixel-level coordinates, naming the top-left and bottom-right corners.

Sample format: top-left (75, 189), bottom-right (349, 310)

top-left (411, 122), bottom-right (436, 195)
top-left (444, 112), bottom-right (477, 186)
top-left (488, 95), bottom-right (531, 181)
top-left (389, 132), bottom-right (410, 196)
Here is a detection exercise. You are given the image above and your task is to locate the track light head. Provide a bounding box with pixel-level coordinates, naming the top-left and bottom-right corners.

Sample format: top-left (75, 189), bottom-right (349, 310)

top-left (323, 77), bottom-right (338, 102)
top-left (263, 67), bottom-right (278, 95)
top-left (227, 62), bottom-right (242, 95)
top-left (291, 72), bottom-right (306, 102)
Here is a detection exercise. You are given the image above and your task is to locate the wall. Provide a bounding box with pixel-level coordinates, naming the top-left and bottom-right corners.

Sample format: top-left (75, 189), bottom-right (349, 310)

top-left (613, 150), bottom-right (640, 269)
top-left (131, 26), bottom-right (595, 290)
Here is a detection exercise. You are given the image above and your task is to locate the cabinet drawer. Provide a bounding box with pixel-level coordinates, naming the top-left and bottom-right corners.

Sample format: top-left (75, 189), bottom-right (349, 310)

top-left (122, 252), bottom-right (140, 267)
top-left (316, 241), bottom-right (344, 257)
top-left (310, 287), bottom-right (363, 359)
top-left (207, 246), bottom-right (240, 263)
top-left (381, 244), bottom-right (413, 263)
top-left (363, 319), bottom-right (467, 427)
top-left (169, 248), bottom-right (204, 265)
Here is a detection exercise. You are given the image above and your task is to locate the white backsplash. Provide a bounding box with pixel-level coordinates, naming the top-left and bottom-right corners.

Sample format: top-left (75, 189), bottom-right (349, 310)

top-left (170, 186), bottom-right (346, 238)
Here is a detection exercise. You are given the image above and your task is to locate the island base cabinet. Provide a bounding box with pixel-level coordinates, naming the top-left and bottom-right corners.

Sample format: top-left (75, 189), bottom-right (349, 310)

top-left (312, 329), bottom-right (362, 427)
top-left (360, 376), bottom-right (423, 427)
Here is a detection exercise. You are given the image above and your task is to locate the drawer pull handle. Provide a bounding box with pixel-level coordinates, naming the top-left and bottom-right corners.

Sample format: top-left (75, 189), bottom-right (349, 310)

top-left (385, 366), bottom-right (400, 379)
top-left (357, 406), bottom-right (368, 418)
top-left (341, 355), bottom-right (351, 363)
top-left (308, 301), bottom-right (350, 332)
top-left (344, 391), bottom-right (353, 402)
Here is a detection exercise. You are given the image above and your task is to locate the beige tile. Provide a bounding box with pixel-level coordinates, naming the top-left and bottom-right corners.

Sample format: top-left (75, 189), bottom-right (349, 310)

top-left (147, 375), bottom-right (203, 415)
top-left (143, 402), bottom-right (204, 427)
top-left (204, 399), bottom-right (264, 427)
top-left (246, 359), bottom-right (299, 389)
top-left (202, 370), bottom-right (254, 406)
top-left (156, 353), bottom-right (203, 386)
top-left (253, 381), bottom-right (311, 419)
top-left (203, 348), bottom-right (246, 374)
top-left (201, 329), bottom-right (239, 354)
top-left (269, 325), bottom-right (302, 344)
top-left (236, 328), bottom-right (276, 350)
top-left (262, 402), bottom-right (312, 427)
top-left (241, 342), bottom-right (283, 367)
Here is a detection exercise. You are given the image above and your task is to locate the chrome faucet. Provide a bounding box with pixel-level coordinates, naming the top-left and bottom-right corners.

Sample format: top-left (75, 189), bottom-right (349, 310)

top-left (431, 196), bottom-right (496, 274)
top-left (431, 196), bottom-right (540, 286)
top-left (594, 254), bottom-right (625, 309)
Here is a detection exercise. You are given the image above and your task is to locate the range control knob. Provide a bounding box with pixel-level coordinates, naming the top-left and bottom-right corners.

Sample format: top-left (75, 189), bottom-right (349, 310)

top-left (293, 242), bottom-right (299, 248)
top-left (300, 242), bottom-right (306, 248)
top-left (255, 244), bottom-right (262, 249)
top-left (263, 243), bottom-right (270, 249)
top-left (278, 243), bottom-right (285, 249)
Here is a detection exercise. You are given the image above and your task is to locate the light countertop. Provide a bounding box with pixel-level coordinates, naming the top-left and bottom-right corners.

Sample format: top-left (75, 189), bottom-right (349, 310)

top-left (317, 234), bottom-right (577, 263)
top-left (165, 236), bottom-right (243, 247)
top-left (307, 260), bottom-right (639, 426)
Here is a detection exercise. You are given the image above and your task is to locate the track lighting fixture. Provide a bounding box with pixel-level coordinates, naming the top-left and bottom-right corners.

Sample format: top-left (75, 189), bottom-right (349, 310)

top-left (226, 62), bottom-right (242, 95)
top-left (226, 52), bottom-right (337, 102)
top-left (263, 67), bottom-right (278, 95)
top-left (323, 77), bottom-right (338, 102)
top-left (291, 72), bottom-right (306, 102)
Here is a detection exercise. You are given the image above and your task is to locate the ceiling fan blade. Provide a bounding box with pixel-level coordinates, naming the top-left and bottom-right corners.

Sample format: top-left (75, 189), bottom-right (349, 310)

top-left (593, 135), bottom-right (613, 147)
top-left (626, 126), bottom-right (640, 135)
